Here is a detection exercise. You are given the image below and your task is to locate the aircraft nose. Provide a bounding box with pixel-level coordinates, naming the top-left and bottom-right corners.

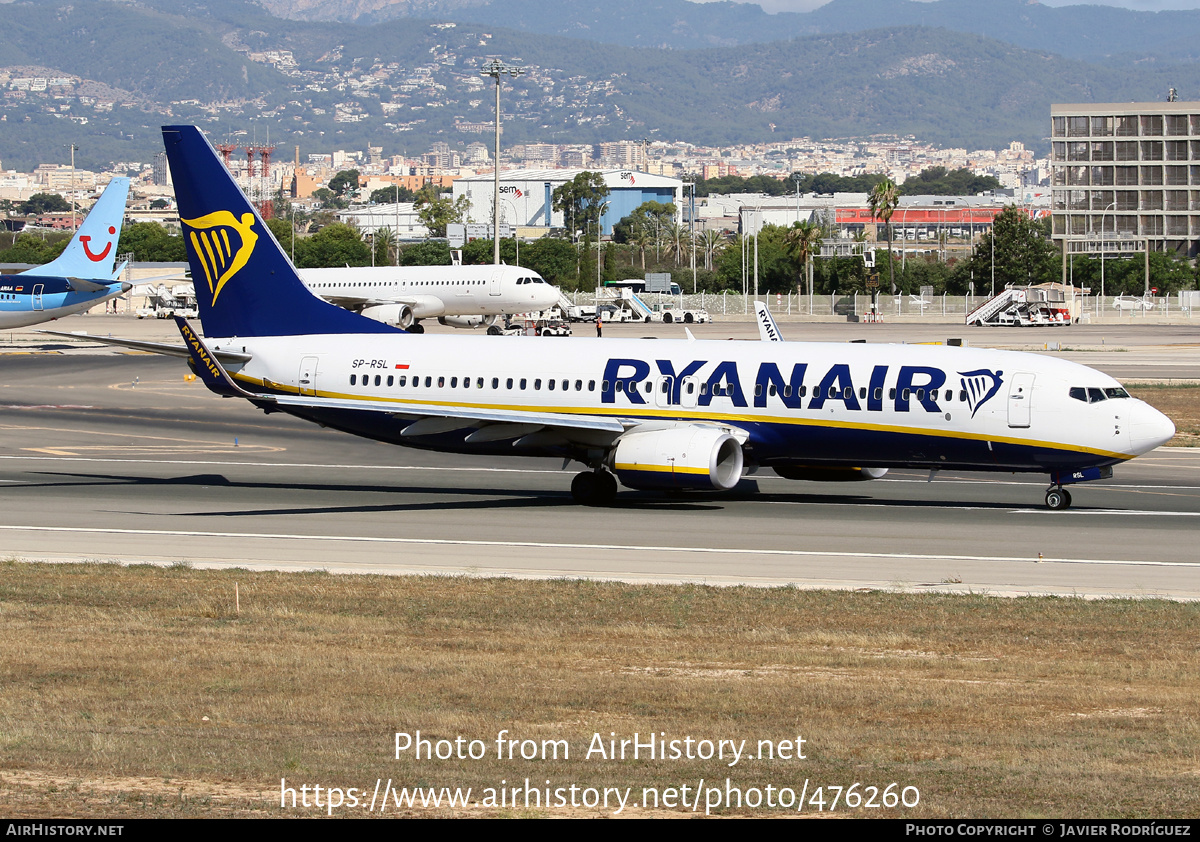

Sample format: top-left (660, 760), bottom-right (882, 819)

top-left (1128, 400), bottom-right (1175, 455)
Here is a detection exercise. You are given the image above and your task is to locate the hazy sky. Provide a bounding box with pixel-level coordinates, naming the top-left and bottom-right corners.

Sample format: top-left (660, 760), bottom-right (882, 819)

top-left (694, 0), bottom-right (1200, 13)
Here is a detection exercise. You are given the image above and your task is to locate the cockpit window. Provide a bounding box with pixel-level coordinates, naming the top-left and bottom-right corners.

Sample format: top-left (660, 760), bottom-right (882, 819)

top-left (1071, 386), bottom-right (1126, 403)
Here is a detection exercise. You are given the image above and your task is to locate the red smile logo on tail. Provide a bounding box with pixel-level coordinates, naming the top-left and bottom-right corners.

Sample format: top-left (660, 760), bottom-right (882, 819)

top-left (80, 226), bottom-right (117, 262)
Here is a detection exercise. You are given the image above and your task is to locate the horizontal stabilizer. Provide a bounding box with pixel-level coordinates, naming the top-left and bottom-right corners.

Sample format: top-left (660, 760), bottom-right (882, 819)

top-left (65, 277), bottom-right (114, 293)
top-left (36, 328), bottom-right (252, 364)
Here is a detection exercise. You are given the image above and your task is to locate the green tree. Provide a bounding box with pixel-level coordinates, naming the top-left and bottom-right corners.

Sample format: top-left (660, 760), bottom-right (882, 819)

top-left (19, 193), bottom-right (71, 215)
top-left (327, 169), bottom-right (361, 206)
top-left (414, 184), bottom-right (470, 238)
top-left (784, 220), bottom-right (822, 296)
top-left (522, 237), bottom-right (578, 286)
top-left (399, 240), bottom-right (453, 266)
top-left (461, 237), bottom-right (518, 266)
top-left (0, 231), bottom-right (69, 265)
top-left (552, 172), bottom-right (610, 241)
top-left (715, 225), bottom-right (795, 293)
top-left (264, 217), bottom-right (296, 260)
top-left (900, 167), bottom-right (1003, 196)
top-left (372, 227), bottom-right (398, 266)
top-left (292, 222), bottom-right (371, 269)
top-left (116, 222), bottom-right (187, 262)
top-left (952, 206), bottom-right (1059, 292)
top-left (868, 178), bottom-right (900, 293)
top-left (369, 185), bottom-right (416, 205)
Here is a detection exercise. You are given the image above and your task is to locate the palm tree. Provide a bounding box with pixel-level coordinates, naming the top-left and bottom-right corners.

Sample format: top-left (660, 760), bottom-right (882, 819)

top-left (702, 229), bottom-right (724, 271)
top-left (633, 227), bottom-right (652, 271)
top-left (868, 178), bottom-right (900, 293)
top-left (785, 220), bottom-right (823, 298)
top-left (373, 226), bottom-right (398, 266)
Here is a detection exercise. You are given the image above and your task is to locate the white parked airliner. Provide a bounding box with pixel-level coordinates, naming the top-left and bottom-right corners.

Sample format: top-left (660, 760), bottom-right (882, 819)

top-left (298, 263), bottom-right (560, 333)
top-left (58, 127), bottom-right (1175, 511)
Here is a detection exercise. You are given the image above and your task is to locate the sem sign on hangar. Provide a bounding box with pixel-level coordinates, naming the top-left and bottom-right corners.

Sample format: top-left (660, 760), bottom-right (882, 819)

top-left (452, 168), bottom-right (683, 236)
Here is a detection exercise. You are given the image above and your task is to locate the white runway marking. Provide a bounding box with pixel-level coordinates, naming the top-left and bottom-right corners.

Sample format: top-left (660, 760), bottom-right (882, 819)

top-left (1, 454), bottom-right (1197, 490)
top-left (0, 524), bottom-right (1196, 568)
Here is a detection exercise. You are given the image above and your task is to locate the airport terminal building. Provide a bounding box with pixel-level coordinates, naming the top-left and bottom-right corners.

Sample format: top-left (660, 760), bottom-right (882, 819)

top-left (1051, 102), bottom-right (1200, 258)
top-left (451, 169), bottom-right (683, 237)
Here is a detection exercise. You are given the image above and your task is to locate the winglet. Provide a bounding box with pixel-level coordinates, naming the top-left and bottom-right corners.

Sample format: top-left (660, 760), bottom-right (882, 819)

top-left (175, 316), bottom-right (271, 402)
top-left (754, 300), bottom-right (784, 342)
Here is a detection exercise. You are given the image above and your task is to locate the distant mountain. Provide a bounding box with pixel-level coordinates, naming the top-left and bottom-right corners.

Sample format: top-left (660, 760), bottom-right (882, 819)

top-left (2, 0), bottom-right (1199, 171)
top-left (253, 0), bottom-right (1200, 64)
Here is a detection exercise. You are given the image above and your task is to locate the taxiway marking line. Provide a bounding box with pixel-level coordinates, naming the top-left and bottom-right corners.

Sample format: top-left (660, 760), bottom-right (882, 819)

top-left (0, 454), bottom-right (1196, 491)
top-left (0, 524), bottom-right (1196, 568)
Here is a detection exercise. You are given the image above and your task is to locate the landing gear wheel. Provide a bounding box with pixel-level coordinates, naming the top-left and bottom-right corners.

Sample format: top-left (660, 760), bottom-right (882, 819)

top-left (407, 323), bottom-right (425, 334)
top-left (571, 470), bottom-right (618, 506)
top-left (487, 324), bottom-right (503, 336)
top-left (1045, 488), bottom-right (1072, 510)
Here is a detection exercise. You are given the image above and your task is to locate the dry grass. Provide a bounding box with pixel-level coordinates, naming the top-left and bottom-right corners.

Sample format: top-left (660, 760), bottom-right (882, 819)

top-left (1, 562), bottom-right (1197, 818)
top-left (1128, 384), bottom-right (1200, 446)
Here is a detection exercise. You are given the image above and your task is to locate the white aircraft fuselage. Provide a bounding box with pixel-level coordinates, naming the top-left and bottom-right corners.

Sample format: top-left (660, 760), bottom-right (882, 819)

top-left (208, 330), bottom-right (1171, 479)
top-left (299, 264), bottom-right (560, 329)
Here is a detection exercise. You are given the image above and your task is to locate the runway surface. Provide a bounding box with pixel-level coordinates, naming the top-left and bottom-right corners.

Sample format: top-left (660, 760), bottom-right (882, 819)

top-left (1, 349), bottom-right (1198, 600)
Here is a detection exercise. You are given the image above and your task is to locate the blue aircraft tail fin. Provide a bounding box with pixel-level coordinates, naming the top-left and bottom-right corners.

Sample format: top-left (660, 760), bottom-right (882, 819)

top-left (23, 177), bottom-right (130, 280)
top-left (161, 125), bottom-right (397, 338)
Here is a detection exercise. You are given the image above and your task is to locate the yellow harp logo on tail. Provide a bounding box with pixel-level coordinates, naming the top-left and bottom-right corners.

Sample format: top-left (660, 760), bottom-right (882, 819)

top-left (182, 211), bottom-right (258, 307)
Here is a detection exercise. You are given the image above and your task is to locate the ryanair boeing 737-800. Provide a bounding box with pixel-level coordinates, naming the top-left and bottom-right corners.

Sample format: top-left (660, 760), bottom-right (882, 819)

top-left (55, 127), bottom-right (1175, 510)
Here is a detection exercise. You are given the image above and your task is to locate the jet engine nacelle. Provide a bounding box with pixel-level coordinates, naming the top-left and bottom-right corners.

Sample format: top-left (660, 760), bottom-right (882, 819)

top-left (361, 295), bottom-right (447, 328)
top-left (610, 426), bottom-right (744, 491)
top-left (438, 315), bottom-right (487, 329)
top-left (773, 466), bottom-right (889, 482)
top-left (361, 303), bottom-right (414, 328)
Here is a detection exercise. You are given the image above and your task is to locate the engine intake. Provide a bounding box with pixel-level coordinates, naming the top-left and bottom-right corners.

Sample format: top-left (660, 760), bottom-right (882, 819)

top-left (611, 426), bottom-right (744, 491)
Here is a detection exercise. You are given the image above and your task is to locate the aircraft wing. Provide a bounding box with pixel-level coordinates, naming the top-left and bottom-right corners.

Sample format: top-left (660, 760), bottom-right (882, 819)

top-left (320, 293), bottom-right (418, 310)
top-left (270, 392), bottom-right (627, 435)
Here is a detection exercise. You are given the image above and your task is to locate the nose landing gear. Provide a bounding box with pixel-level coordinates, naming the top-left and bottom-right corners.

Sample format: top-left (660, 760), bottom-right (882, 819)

top-left (1044, 485), bottom-right (1073, 510)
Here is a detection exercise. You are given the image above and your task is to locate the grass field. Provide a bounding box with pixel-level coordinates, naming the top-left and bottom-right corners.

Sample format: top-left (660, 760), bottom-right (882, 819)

top-left (1127, 384), bottom-right (1200, 446)
top-left (1, 562), bottom-right (1197, 818)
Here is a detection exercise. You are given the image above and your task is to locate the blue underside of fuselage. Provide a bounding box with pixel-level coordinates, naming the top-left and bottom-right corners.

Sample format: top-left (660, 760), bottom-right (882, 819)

top-left (274, 403), bottom-right (1119, 475)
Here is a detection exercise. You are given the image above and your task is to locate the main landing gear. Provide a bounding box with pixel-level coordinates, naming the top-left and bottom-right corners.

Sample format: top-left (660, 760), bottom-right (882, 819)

top-left (571, 469), bottom-right (618, 506)
top-left (1044, 485), bottom-right (1073, 510)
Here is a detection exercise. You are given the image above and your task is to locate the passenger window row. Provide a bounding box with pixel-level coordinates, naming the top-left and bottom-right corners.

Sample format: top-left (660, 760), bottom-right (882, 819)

top-left (346, 374), bottom-right (969, 406)
top-left (349, 373), bottom-right (598, 392)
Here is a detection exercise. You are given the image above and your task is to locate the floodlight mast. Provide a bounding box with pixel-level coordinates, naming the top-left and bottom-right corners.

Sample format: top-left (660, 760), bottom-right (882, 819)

top-left (480, 59), bottom-right (525, 265)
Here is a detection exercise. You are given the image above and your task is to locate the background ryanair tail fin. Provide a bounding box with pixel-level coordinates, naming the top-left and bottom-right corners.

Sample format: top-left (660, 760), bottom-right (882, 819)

top-left (23, 177), bottom-right (130, 281)
top-left (161, 125), bottom-right (397, 338)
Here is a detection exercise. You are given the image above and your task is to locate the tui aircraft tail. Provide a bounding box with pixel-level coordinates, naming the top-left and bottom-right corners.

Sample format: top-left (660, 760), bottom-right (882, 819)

top-left (23, 177), bottom-right (130, 281)
top-left (161, 125), bottom-right (397, 338)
